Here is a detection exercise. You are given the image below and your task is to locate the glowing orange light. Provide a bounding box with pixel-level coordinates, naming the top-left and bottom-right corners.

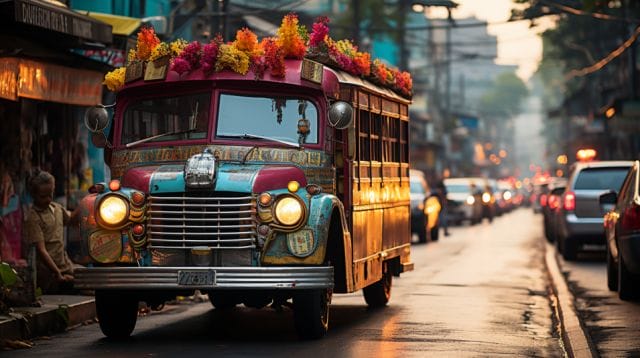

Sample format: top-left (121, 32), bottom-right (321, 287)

top-left (556, 169), bottom-right (564, 177)
top-left (576, 149), bottom-right (597, 162)
top-left (605, 107), bottom-right (616, 119)
top-left (131, 191), bottom-right (145, 206)
top-left (109, 180), bottom-right (121, 191)
top-left (499, 149), bottom-right (507, 158)
top-left (556, 154), bottom-right (568, 165)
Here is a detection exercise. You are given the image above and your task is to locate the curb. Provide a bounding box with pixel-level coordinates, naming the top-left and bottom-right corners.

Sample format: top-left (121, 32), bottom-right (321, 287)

top-left (544, 242), bottom-right (597, 358)
top-left (0, 295), bottom-right (95, 342)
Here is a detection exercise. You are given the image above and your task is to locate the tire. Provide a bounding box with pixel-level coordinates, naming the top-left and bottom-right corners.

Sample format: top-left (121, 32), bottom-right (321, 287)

top-left (293, 289), bottom-right (331, 339)
top-left (95, 290), bottom-right (138, 339)
top-left (362, 263), bottom-right (392, 308)
top-left (430, 224), bottom-right (439, 242)
top-left (618, 255), bottom-right (640, 301)
top-left (561, 237), bottom-right (577, 261)
top-left (606, 245), bottom-right (618, 292)
top-left (210, 292), bottom-right (237, 310)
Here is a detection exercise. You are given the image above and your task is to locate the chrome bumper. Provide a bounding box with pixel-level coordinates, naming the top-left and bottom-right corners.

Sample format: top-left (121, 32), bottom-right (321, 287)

top-left (74, 266), bottom-right (334, 290)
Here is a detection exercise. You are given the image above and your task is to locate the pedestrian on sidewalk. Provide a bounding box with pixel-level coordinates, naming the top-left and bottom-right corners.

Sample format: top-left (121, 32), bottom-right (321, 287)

top-left (23, 170), bottom-right (80, 294)
top-left (435, 179), bottom-right (450, 236)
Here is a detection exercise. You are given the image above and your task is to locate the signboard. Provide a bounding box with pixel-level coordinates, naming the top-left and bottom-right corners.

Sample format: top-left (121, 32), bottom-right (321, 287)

top-left (12, 0), bottom-right (112, 44)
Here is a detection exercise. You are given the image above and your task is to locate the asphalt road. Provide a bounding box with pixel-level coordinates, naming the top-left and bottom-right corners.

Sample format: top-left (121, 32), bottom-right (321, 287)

top-left (15, 208), bottom-right (565, 357)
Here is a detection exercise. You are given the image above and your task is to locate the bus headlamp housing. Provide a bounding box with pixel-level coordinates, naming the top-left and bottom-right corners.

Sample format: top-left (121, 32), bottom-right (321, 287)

top-left (96, 194), bottom-right (130, 228)
top-left (274, 196), bottom-right (304, 227)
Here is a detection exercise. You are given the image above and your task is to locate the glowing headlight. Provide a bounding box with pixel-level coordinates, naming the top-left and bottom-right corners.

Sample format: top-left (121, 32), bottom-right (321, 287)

top-left (98, 195), bottom-right (129, 227)
top-left (466, 196), bottom-right (475, 205)
top-left (274, 196), bottom-right (303, 226)
top-left (482, 192), bottom-right (491, 203)
top-left (503, 191), bottom-right (512, 200)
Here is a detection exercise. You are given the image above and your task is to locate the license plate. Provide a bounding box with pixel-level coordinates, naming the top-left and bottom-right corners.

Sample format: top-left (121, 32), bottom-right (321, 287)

top-left (177, 270), bottom-right (215, 286)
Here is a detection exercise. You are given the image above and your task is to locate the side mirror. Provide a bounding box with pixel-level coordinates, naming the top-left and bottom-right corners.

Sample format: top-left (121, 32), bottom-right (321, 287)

top-left (599, 191), bottom-right (618, 207)
top-left (84, 104), bottom-right (111, 133)
top-left (328, 101), bottom-right (354, 129)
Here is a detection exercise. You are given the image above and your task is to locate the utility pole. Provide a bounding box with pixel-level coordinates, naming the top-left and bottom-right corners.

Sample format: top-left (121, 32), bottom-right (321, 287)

top-left (399, 0), bottom-right (408, 70)
top-left (352, 0), bottom-right (361, 46)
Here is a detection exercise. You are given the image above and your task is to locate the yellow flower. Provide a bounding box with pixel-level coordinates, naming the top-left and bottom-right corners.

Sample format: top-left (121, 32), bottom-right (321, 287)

top-left (127, 49), bottom-right (136, 63)
top-left (103, 67), bottom-right (126, 92)
top-left (149, 42), bottom-right (170, 61)
top-left (215, 44), bottom-right (250, 75)
top-left (170, 39), bottom-right (188, 57)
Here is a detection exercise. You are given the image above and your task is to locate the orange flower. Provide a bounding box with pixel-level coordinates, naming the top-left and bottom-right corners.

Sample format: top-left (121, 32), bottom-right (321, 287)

top-left (235, 28), bottom-right (260, 57)
top-left (277, 13), bottom-right (306, 59)
top-left (136, 27), bottom-right (160, 61)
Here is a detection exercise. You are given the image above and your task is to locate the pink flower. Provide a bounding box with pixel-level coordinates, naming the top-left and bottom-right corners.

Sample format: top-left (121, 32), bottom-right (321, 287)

top-left (171, 57), bottom-right (191, 75)
top-left (201, 41), bottom-right (219, 75)
top-left (309, 16), bottom-right (329, 47)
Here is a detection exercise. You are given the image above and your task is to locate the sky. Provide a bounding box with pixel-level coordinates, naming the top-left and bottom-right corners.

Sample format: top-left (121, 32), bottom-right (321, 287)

top-left (431, 0), bottom-right (556, 82)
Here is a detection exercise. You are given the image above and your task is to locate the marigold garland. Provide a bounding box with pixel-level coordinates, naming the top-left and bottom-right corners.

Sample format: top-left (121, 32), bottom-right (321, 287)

top-left (103, 14), bottom-right (412, 97)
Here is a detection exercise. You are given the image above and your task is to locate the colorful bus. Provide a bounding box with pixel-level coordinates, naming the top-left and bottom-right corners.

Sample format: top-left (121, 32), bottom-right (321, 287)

top-left (75, 20), bottom-right (413, 339)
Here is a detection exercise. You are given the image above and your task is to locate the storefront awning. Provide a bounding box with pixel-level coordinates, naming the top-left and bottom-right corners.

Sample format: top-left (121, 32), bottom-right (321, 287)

top-left (0, 0), bottom-right (112, 45)
top-left (84, 12), bottom-right (141, 37)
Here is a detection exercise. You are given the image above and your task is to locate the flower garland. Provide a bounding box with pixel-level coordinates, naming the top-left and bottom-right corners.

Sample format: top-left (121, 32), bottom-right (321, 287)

top-left (103, 14), bottom-right (412, 97)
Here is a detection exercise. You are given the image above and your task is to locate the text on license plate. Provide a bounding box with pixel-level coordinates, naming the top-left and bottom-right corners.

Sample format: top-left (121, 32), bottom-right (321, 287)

top-left (177, 270), bottom-right (215, 286)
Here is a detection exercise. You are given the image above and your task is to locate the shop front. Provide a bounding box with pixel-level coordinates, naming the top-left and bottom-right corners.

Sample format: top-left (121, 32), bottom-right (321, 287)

top-left (0, 0), bottom-right (112, 278)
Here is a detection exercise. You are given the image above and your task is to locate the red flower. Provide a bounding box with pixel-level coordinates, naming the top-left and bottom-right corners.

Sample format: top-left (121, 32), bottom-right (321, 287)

top-left (261, 37), bottom-right (285, 78)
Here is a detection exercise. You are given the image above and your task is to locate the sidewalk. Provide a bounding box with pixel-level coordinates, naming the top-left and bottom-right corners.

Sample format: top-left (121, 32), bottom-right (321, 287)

top-left (0, 295), bottom-right (95, 344)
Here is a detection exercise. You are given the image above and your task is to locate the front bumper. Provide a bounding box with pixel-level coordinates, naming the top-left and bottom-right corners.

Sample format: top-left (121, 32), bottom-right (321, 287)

top-left (74, 266), bottom-right (334, 290)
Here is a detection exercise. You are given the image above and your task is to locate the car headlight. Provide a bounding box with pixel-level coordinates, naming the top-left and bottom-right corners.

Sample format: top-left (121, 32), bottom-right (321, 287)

top-left (274, 196), bottom-right (304, 226)
top-left (97, 195), bottom-right (129, 227)
top-left (466, 195), bottom-right (475, 205)
top-left (482, 192), bottom-right (491, 203)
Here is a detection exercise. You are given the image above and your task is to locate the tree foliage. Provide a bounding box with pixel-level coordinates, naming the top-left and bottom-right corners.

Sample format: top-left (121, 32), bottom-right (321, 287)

top-left (478, 72), bottom-right (529, 119)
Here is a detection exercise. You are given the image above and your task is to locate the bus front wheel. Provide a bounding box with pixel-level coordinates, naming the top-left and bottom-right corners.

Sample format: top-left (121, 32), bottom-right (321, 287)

top-left (96, 290), bottom-right (138, 339)
top-left (293, 289), bottom-right (331, 339)
top-left (363, 263), bottom-right (392, 308)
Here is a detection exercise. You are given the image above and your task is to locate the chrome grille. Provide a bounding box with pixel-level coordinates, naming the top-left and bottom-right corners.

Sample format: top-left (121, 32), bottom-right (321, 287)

top-left (148, 193), bottom-right (257, 250)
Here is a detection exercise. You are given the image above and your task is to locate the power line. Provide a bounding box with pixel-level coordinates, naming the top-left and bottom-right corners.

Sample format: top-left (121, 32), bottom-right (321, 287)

top-left (540, 0), bottom-right (640, 23)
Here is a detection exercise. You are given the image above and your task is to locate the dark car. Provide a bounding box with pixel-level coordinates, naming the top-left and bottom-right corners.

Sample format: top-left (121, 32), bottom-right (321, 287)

top-left (410, 169), bottom-right (441, 243)
top-left (600, 160), bottom-right (640, 300)
top-left (543, 180), bottom-right (566, 243)
top-left (556, 161), bottom-right (633, 260)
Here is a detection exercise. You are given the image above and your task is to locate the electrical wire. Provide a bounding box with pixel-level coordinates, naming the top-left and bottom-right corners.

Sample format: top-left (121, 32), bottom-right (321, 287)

top-left (540, 0), bottom-right (640, 23)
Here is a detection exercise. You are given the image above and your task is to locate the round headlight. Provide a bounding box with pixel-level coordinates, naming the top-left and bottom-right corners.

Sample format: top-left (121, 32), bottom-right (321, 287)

top-left (274, 196), bottom-right (303, 226)
top-left (98, 195), bottom-right (129, 227)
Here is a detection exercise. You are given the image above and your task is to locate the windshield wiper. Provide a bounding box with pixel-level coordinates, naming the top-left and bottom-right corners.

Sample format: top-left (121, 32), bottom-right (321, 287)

top-left (218, 133), bottom-right (300, 148)
top-left (126, 128), bottom-right (196, 148)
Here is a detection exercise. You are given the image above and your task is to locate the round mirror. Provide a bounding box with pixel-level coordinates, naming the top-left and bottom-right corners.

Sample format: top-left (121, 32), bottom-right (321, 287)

top-left (328, 101), bottom-right (354, 129)
top-left (84, 105), bottom-right (110, 133)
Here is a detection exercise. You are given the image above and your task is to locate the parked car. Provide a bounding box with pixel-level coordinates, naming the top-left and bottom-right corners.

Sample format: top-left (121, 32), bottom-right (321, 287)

top-left (410, 169), bottom-right (442, 243)
top-left (556, 161), bottom-right (633, 260)
top-left (600, 160), bottom-right (640, 300)
top-left (443, 178), bottom-right (483, 225)
top-left (543, 179), bottom-right (566, 243)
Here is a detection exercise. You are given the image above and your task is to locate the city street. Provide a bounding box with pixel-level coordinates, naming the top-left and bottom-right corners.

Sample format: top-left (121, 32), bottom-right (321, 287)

top-left (17, 209), bottom-right (567, 357)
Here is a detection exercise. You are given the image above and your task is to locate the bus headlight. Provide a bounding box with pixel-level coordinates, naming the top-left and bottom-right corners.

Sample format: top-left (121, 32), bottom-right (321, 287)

top-left (97, 195), bottom-right (129, 227)
top-left (274, 196), bottom-right (304, 226)
top-left (466, 195), bottom-right (475, 205)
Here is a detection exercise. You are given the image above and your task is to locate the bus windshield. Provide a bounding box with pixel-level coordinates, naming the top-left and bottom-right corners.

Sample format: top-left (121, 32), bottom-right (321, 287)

top-left (216, 94), bottom-right (319, 145)
top-left (121, 92), bottom-right (211, 146)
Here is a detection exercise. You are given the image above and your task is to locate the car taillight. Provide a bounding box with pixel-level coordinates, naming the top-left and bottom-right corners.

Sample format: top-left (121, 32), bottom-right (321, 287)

top-left (548, 195), bottom-right (560, 210)
top-left (563, 191), bottom-right (576, 211)
top-left (621, 205), bottom-right (640, 231)
top-left (540, 194), bottom-right (548, 207)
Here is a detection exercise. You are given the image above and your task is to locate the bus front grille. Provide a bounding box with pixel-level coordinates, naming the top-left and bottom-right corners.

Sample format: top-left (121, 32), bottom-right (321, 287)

top-left (147, 193), bottom-right (257, 250)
